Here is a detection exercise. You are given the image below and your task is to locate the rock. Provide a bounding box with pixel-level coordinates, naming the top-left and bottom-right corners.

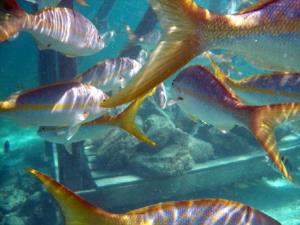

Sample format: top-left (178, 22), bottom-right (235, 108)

top-left (166, 127), bottom-right (215, 163)
top-left (186, 136), bottom-right (215, 163)
top-left (130, 144), bottom-right (195, 177)
top-left (142, 114), bottom-right (175, 150)
top-left (3, 214), bottom-right (26, 225)
top-left (92, 129), bottom-right (140, 170)
top-left (0, 185), bottom-right (28, 212)
top-left (199, 127), bottom-right (257, 157)
top-left (20, 191), bottom-right (59, 225)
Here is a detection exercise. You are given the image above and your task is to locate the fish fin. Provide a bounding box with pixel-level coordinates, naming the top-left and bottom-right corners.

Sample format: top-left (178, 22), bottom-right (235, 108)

top-left (126, 25), bottom-right (137, 43)
top-left (0, 0), bottom-right (26, 42)
top-left (28, 169), bottom-right (118, 225)
top-left (25, 0), bottom-right (39, 4)
top-left (76, 0), bottom-right (89, 6)
top-left (97, 92), bottom-right (156, 146)
top-left (36, 40), bottom-right (50, 50)
top-left (67, 124), bottom-right (80, 141)
top-left (101, 0), bottom-right (203, 108)
top-left (205, 52), bottom-right (229, 83)
top-left (247, 103), bottom-right (300, 182)
top-left (237, 0), bottom-right (276, 14)
top-left (64, 144), bottom-right (73, 154)
top-left (76, 112), bottom-right (89, 123)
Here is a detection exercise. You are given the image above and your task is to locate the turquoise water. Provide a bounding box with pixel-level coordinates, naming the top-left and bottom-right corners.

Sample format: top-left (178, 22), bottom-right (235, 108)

top-left (1, 0), bottom-right (300, 225)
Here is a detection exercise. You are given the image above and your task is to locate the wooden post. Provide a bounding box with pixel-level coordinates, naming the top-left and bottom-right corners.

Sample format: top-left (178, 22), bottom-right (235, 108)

top-left (54, 0), bottom-right (95, 191)
top-left (94, 0), bottom-right (117, 22)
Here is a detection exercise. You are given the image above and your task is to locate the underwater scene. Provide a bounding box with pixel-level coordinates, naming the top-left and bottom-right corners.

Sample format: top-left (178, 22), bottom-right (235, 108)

top-left (1, 0), bottom-right (300, 224)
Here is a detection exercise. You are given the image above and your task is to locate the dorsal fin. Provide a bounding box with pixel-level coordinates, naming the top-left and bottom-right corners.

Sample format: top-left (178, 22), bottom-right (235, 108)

top-left (237, 0), bottom-right (277, 14)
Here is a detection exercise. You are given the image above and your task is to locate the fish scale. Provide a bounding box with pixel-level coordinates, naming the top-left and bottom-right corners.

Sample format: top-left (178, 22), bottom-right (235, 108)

top-left (0, 0), bottom-right (103, 56)
top-left (28, 169), bottom-right (282, 225)
top-left (172, 65), bottom-right (300, 182)
top-left (102, 0), bottom-right (300, 108)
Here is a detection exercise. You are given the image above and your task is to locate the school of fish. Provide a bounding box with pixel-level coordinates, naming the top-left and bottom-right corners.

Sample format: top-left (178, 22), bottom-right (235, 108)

top-left (1, 0), bottom-right (300, 224)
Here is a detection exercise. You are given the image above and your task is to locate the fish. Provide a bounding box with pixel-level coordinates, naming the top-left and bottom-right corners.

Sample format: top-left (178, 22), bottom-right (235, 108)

top-left (207, 53), bottom-right (300, 105)
top-left (101, 0), bottom-right (300, 108)
top-left (127, 25), bottom-right (162, 51)
top-left (28, 168), bottom-right (281, 225)
top-left (74, 56), bottom-right (167, 108)
top-left (154, 83), bottom-right (168, 109)
top-left (74, 57), bottom-right (142, 93)
top-left (38, 93), bottom-right (156, 147)
top-left (25, 0), bottom-right (89, 9)
top-left (227, 0), bottom-right (257, 14)
top-left (0, 0), bottom-right (103, 57)
top-left (0, 81), bottom-right (108, 140)
top-left (265, 155), bottom-right (294, 175)
top-left (171, 65), bottom-right (300, 182)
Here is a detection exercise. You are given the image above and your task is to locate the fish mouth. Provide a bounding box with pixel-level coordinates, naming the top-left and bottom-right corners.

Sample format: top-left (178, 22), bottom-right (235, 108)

top-left (171, 81), bottom-right (184, 101)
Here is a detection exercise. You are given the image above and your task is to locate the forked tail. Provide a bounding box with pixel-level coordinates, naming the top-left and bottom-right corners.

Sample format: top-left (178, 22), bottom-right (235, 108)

top-left (101, 0), bottom-right (207, 108)
top-left (0, 0), bottom-right (26, 42)
top-left (248, 103), bottom-right (300, 182)
top-left (28, 169), bottom-right (126, 225)
top-left (96, 90), bottom-right (156, 146)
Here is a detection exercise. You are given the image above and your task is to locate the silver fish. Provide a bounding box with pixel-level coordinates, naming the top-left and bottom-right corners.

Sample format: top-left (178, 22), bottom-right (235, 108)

top-left (172, 65), bottom-right (300, 182)
top-left (26, 0), bottom-right (88, 9)
top-left (74, 57), bottom-right (142, 93)
top-left (0, 81), bottom-right (108, 140)
top-left (0, 0), bottom-right (103, 57)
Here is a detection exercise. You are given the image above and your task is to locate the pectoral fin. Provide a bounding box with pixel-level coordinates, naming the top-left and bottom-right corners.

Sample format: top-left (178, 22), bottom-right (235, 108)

top-left (67, 124), bottom-right (80, 141)
top-left (76, 0), bottom-right (89, 6)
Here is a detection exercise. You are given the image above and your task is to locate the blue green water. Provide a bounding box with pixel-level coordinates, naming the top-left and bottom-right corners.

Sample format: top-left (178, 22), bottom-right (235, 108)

top-left (1, 0), bottom-right (300, 225)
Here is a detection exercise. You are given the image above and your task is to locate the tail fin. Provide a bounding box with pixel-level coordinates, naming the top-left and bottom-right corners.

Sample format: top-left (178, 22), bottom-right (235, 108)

top-left (28, 168), bottom-right (120, 225)
top-left (0, 0), bottom-right (26, 42)
top-left (101, 0), bottom-right (206, 108)
top-left (96, 91), bottom-right (156, 146)
top-left (205, 52), bottom-right (230, 83)
top-left (76, 0), bottom-right (89, 6)
top-left (247, 103), bottom-right (300, 182)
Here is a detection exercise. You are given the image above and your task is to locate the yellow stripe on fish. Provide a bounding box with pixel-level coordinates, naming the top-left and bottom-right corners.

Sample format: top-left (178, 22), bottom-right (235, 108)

top-left (102, 0), bottom-right (300, 108)
top-left (28, 169), bottom-right (282, 225)
top-left (206, 52), bottom-right (300, 105)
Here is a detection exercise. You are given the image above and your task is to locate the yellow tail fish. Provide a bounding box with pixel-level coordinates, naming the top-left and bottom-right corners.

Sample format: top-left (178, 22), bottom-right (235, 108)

top-left (28, 168), bottom-right (281, 225)
top-left (207, 53), bottom-right (300, 105)
top-left (102, 0), bottom-right (300, 108)
top-left (172, 65), bottom-right (300, 182)
top-left (38, 93), bottom-right (156, 146)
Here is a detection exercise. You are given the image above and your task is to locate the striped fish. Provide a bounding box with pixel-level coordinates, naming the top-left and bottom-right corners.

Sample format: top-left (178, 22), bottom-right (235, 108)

top-left (172, 65), bottom-right (300, 182)
top-left (38, 93), bottom-right (156, 147)
top-left (0, 0), bottom-right (103, 57)
top-left (74, 57), bottom-right (167, 108)
top-left (74, 57), bottom-right (142, 93)
top-left (207, 53), bottom-right (300, 105)
top-left (28, 168), bottom-right (281, 225)
top-left (26, 0), bottom-right (88, 9)
top-left (101, 0), bottom-right (300, 108)
top-left (0, 81), bottom-right (108, 139)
